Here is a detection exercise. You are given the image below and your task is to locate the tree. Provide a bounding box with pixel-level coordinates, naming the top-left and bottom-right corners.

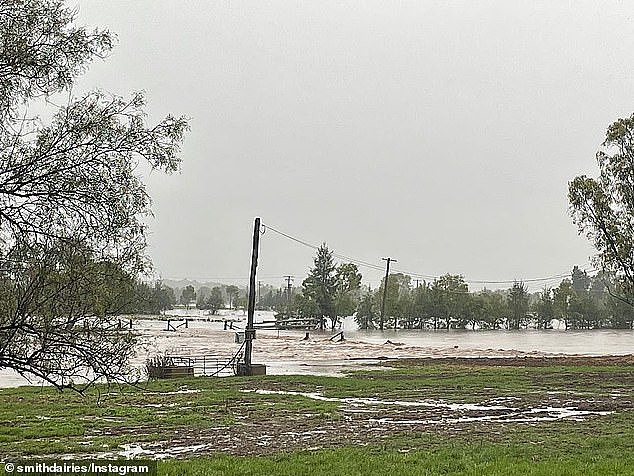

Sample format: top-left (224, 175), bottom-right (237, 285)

top-left (302, 243), bottom-right (337, 330)
top-left (196, 287), bottom-right (209, 309)
top-left (199, 286), bottom-right (212, 298)
top-left (553, 279), bottom-right (574, 329)
top-left (569, 116), bottom-right (634, 306)
top-left (226, 285), bottom-right (239, 310)
top-left (410, 284), bottom-right (432, 329)
top-left (151, 282), bottom-right (176, 314)
top-left (507, 281), bottom-right (529, 330)
top-left (236, 293), bottom-right (247, 314)
top-left (0, 1), bottom-right (188, 391)
top-left (0, 0), bottom-right (112, 119)
top-left (571, 266), bottom-right (591, 296)
top-left (567, 267), bottom-right (599, 329)
top-left (479, 291), bottom-right (507, 330)
top-left (431, 274), bottom-right (468, 329)
top-left (605, 291), bottom-right (634, 329)
top-left (377, 273), bottom-right (411, 329)
top-left (294, 291), bottom-right (320, 320)
top-left (334, 263), bottom-right (362, 319)
top-left (534, 287), bottom-right (554, 329)
top-left (459, 293), bottom-right (486, 330)
top-left (355, 290), bottom-right (378, 329)
top-left (179, 285), bottom-right (196, 309)
top-left (202, 287), bottom-right (224, 315)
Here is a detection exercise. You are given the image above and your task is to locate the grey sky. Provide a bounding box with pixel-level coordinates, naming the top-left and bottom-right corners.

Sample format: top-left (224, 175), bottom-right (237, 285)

top-left (72, 1), bottom-right (633, 291)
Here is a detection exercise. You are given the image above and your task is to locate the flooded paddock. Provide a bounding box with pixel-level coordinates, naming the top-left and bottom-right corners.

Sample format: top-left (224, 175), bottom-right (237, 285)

top-left (2, 309), bottom-right (634, 388)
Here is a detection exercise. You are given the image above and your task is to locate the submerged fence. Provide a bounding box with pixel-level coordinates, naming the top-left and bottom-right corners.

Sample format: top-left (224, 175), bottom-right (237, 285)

top-left (165, 350), bottom-right (245, 377)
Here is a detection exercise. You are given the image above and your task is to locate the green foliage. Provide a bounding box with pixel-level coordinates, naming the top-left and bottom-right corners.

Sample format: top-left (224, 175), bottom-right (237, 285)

top-left (225, 285), bottom-right (239, 310)
top-left (0, 0), bottom-right (113, 119)
top-left (0, 0), bottom-right (188, 389)
top-left (294, 292), bottom-right (320, 319)
top-left (569, 115), bottom-right (634, 306)
top-left (296, 247), bottom-right (363, 329)
top-left (507, 281), bottom-right (529, 329)
top-left (431, 274), bottom-right (469, 329)
top-left (408, 284), bottom-right (432, 329)
top-left (301, 244), bottom-right (338, 329)
top-left (354, 290), bottom-right (377, 329)
top-left (377, 273), bottom-right (411, 329)
top-left (478, 291), bottom-right (507, 329)
top-left (334, 263), bottom-right (362, 318)
top-left (571, 265), bottom-right (591, 295)
top-left (344, 266), bottom-right (628, 331)
top-left (125, 281), bottom-right (176, 314)
top-left (553, 279), bottom-right (574, 329)
top-left (534, 287), bottom-right (554, 329)
top-left (605, 293), bottom-right (634, 329)
top-left (198, 287), bottom-right (224, 314)
top-left (180, 285), bottom-right (196, 308)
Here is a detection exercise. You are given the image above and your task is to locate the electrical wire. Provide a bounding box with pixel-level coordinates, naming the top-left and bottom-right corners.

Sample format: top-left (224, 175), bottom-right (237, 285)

top-left (262, 223), bottom-right (386, 272)
top-left (261, 221), bottom-right (594, 287)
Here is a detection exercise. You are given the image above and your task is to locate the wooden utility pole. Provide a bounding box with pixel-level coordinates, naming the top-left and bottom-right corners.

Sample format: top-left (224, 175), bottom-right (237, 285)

top-left (380, 257), bottom-right (396, 331)
top-left (243, 217), bottom-right (261, 374)
top-left (284, 275), bottom-right (294, 319)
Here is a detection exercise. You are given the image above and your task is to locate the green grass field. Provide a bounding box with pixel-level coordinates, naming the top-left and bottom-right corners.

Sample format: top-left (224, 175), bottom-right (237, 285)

top-left (2, 357), bottom-right (634, 475)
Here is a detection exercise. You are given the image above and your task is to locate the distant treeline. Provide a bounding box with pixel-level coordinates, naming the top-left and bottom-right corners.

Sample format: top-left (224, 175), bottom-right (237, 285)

top-left (349, 268), bottom-right (634, 331)
top-left (260, 244), bottom-right (634, 331)
top-left (125, 282), bottom-right (249, 315)
top-left (56, 247), bottom-right (631, 330)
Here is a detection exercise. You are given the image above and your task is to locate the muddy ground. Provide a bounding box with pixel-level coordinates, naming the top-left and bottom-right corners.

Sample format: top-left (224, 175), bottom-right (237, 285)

top-left (396, 354), bottom-right (634, 367)
top-left (84, 355), bottom-right (634, 459)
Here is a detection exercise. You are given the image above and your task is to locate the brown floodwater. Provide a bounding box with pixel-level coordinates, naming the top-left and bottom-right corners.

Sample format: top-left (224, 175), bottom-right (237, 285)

top-left (2, 310), bottom-right (634, 387)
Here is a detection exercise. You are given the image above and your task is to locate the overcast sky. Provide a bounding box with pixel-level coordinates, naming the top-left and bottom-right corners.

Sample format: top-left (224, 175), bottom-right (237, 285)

top-left (72, 1), bottom-right (634, 291)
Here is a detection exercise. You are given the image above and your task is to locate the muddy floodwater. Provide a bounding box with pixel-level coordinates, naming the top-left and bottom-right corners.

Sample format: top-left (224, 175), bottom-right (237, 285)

top-left (2, 309), bottom-right (634, 387)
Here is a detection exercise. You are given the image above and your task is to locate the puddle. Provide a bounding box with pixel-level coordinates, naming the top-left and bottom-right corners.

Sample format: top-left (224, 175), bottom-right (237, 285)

top-left (369, 407), bottom-right (612, 426)
top-left (243, 389), bottom-right (612, 424)
top-left (145, 389), bottom-right (201, 395)
top-left (143, 403), bottom-right (179, 408)
top-left (115, 442), bottom-right (213, 459)
top-left (81, 416), bottom-right (126, 423)
top-left (245, 389), bottom-right (511, 411)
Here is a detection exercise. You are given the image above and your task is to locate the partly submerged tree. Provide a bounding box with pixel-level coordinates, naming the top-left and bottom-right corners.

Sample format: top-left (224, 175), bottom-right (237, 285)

top-left (569, 116), bottom-right (634, 306)
top-left (377, 273), bottom-right (411, 329)
top-left (430, 274), bottom-right (469, 329)
top-left (553, 279), bottom-right (574, 330)
top-left (507, 281), bottom-right (529, 330)
top-left (179, 285), bottom-right (196, 309)
top-left (354, 290), bottom-right (377, 329)
top-left (534, 287), bottom-right (554, 329)
top-left (334, 263), bottom-right (362, 319)
top-left (225, 285), bottom-right (239, 310)
top-left (0, 0), bottom-right (188, 390)
top-left (302, 243), bottom-right (337, 330)
top-left (199, 287), bottom-right (223, 315)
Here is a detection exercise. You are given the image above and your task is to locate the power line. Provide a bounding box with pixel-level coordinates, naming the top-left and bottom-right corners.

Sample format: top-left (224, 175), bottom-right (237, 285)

top-left (156, 275), bottom-right (290, 283)
top-left (392, 267), bottom-right (572, 285)
top-left (262, 223), bottom-right (386, 272)
top-left (261, 221), bottom-right (593, 287)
